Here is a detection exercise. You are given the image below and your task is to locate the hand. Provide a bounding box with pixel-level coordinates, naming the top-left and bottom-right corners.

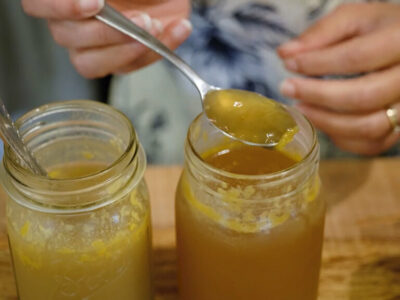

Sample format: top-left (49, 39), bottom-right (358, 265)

top-left (22, 0), bottom-right (191, 78)
top-left (277, 3), bottom-right (400, 155)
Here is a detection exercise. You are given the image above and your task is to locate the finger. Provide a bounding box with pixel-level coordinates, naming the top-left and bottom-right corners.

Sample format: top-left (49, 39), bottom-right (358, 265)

top-left (280, 64), bottom-right (400, 113)
top-left (331, 131), bottom-right (400, 156)
top-left (69, 19), bottom-right (190, 78)
top-left (49, 13), bottom-right (162, 48)
top-left (22, 0), bottom-right (104, 19)
top-left (69, 42), bottom-right (149, 78)
top-left (296, 104), bottom-right (393, 140)
top-left (282, 23), bottom-right (400, 76)
top-left (277, 3), bottom-right (371, 58)
top-left (115, 19), bottom-right (192, 73)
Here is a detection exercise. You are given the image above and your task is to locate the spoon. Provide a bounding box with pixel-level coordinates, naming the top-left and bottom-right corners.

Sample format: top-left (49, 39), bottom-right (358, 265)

top-left (96, 4), bottom-right (297, 147)
top-left (0, 98), bottom-right (47, 176)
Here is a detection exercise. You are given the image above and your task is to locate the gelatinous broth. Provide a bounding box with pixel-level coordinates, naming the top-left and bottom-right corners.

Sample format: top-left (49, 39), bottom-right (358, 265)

top-left (176, 144), bottom-right (324, 300)
top-left (204, 89), bottom-right (298, 146)
top-left (7, 162), bottom-right (153, 300)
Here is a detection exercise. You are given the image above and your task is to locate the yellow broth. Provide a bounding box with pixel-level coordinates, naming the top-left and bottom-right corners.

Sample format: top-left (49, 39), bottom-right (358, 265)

top-left (176, 144), bottom-right (324, 300)
top-left (7, 162), bottom-right (153, 300)
top-left (204, 89), bottom-right (297, 146)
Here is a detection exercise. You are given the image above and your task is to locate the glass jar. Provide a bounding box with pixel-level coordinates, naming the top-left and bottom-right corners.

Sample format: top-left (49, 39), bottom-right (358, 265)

top-left (176, 108), bottom-right (324, 300)
top-left (0, 100), bottom-right (153, 300)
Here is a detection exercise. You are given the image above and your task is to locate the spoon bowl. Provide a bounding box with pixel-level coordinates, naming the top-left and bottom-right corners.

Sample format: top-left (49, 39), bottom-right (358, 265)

top-left (203, 89), bottom-right (298, 147)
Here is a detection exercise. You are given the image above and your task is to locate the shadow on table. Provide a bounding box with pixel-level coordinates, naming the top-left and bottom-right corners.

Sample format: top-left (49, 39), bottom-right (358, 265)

top-left (349, 256), bottom-right (400, 300)
top-left (153, 247), bottom-right (178, 300)
top-left (319, 159), bottom-right (371, 211)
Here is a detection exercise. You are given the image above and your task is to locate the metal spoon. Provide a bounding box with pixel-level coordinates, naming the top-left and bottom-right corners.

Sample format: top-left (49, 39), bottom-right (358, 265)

top-left (0, 98), bottom-right (47, 176)
top-left (96, 4), bottom-right (296, 147)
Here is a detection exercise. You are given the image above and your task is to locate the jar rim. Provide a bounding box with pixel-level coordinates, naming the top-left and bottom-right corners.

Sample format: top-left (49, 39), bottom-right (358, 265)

top-left (4, 100), bottom-right (137, 184)
top-left (186, 108), bottom-right (318, 182)
top-left (1, 100), bottom-right (146, 213)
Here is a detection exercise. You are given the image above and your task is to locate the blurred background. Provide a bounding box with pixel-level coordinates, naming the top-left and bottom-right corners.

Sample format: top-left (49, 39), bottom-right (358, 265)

top-left (2, 0), bottom-right (399, 164)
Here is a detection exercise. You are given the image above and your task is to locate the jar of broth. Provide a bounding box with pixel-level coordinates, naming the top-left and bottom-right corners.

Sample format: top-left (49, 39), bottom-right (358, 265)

top-left (0, 100), bottom-right (153, 300)
top-left (176, 108), bottom-right (324, 300)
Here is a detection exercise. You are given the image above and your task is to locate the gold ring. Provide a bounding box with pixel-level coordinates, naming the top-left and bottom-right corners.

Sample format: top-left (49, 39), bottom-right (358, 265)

top-left (386, 106), bottom-right (400, 133)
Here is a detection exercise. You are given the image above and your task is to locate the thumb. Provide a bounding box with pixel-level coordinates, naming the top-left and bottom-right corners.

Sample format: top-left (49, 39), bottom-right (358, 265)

top-left (22, 0), bottom-right (104, 19)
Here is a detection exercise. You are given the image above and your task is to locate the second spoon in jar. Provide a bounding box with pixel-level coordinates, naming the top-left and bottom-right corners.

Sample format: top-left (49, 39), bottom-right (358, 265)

top-left (96, 4), bottom-right (297, 148)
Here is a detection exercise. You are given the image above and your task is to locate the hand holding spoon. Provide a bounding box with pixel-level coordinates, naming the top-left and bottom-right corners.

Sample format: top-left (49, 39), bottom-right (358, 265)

top-left (96, 4), bottom-right (297, 147)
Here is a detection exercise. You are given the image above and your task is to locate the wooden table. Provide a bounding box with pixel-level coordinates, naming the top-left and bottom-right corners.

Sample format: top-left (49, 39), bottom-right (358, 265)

top-left (1, 159), bottom-right (400, 299)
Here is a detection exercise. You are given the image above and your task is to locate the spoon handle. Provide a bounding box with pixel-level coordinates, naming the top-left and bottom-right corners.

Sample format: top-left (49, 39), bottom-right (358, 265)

top-left (96, 3), bottom-right (210, 98)
top-left (0, 99), bottom-right (47, 176)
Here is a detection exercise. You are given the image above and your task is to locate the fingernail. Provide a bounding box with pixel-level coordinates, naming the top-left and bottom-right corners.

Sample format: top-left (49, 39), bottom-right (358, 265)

top-left (130, 15), bottom-right (142, 26)
top-left (280, 80), bottom-right (296, 97)
top-left (172, 19), bottom-right (192, 39)
top-left (279, 40), bottom-right (303, 54)
top-left (153, 19), bottom-right (164, 33)
top-left (140, 13), bottom-right (152, 31)
top-left (79, 0), bottom-right (104, 14)
top-left (284, 59), bottom-right (298, 72)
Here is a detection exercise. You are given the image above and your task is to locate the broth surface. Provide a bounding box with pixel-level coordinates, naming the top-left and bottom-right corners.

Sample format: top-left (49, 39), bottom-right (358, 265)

top-left (48, 161), bottom-right (106, 179)
top-left (203, 143), bottom-right (296, 175)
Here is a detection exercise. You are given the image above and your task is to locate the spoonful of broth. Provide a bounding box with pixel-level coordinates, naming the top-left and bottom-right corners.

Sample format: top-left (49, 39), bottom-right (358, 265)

top-left (96, 4), bottom-right (297, 147)
top-left (204, 90), bottom-right (297, 146)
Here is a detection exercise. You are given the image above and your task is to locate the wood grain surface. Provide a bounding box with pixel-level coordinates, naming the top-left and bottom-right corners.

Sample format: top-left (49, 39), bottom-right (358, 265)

top-left (1, 159), bottom-right (400, 300)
